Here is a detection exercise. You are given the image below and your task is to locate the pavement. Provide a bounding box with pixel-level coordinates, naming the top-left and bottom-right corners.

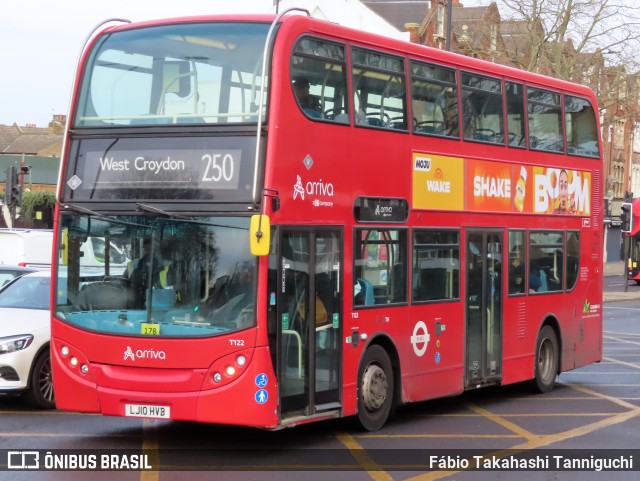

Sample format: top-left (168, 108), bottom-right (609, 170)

top-left (603, 260), bottom-right (640, 303)
top-left (604, 260), bottom-right (626, 277)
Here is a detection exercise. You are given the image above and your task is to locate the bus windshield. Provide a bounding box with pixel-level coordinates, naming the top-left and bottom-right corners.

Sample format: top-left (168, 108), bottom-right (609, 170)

top-left (75, 22), bottom-right (270, 126)
top-left (55, 214), bottom-right (256, 338)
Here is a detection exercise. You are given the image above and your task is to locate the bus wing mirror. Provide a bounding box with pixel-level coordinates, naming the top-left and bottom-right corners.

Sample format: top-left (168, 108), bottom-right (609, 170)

top-left (250, 214), bottom-right (271, 257)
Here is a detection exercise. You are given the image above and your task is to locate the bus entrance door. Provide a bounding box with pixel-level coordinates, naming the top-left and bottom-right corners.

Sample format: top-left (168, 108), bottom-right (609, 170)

top-left (465, 230), bottom-right (503, 388)
top-left (278, 229), bottom-right (342, 421)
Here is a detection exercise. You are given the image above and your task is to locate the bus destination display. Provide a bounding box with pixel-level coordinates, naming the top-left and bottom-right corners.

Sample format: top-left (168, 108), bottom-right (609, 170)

top-left (66, 136), bottom-right (256, 201)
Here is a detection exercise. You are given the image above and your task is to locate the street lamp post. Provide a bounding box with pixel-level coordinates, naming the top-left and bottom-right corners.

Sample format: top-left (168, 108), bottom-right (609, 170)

top-left (446, 0), bottom-right (453, 51)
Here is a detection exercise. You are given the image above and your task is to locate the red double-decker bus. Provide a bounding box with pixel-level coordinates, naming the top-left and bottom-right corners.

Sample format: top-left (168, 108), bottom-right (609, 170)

top-left (51, 10), bottom-right (603, 430)
top-left (623, 199), bottom-right (640, 282)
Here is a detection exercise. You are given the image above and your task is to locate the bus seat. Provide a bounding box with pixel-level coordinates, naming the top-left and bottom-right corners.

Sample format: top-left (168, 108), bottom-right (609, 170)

top-left (176, 116), bottom-right (205, 124)
top-left (367, 117), bottom-right (385, 127)
top-left (355, 278), bottom-right (375, 306)
top-left (416, 122), bottom-right (445, 135)
top-left (333, 113), bottom-right (350, 123)
top-left (130, 117), bottom-right (172, 125)
top-left (304, 108), bottom-right (322, 119)
top-left (130, 118), bottom-right (153, 125)
top-left (152, 287), bottom-right (175, 308)
top-left (78, 282), bottom-right (130, 310)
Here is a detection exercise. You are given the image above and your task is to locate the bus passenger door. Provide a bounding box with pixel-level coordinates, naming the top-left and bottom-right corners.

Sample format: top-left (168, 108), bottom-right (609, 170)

top-left (277, 229), bottom-right (342, 420)
top-left (465, 230), bottom-right (503, 388)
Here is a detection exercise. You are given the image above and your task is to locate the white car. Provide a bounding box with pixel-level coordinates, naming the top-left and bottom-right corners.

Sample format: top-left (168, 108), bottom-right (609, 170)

top-left (0, 270), bottom-right (54, 409)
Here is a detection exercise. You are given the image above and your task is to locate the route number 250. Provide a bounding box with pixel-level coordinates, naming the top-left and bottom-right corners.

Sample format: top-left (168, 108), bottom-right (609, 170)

top-left (202, 153), bottom-right (234, 182)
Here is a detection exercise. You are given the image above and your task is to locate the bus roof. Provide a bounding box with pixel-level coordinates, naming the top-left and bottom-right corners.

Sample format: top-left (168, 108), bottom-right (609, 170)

top-left (95, 12), bottom-right (594, 99)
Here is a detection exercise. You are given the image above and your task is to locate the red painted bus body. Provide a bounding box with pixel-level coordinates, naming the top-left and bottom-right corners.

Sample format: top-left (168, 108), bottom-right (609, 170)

top-left (51, 12), bottom-right (603, 430)
top-left (625, 198), bottom-right (640, 283)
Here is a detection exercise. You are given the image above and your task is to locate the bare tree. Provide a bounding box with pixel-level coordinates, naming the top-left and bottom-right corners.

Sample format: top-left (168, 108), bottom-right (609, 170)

top-left (494, 0), bottom-right (640, 79)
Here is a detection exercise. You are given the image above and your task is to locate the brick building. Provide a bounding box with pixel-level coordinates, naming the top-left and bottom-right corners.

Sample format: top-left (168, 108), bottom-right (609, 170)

top-left (0, 115), bottom-right (64, 194)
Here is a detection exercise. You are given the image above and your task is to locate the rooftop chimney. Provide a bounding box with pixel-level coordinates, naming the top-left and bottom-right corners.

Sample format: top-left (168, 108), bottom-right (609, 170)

top-left (404, 22), bottom-right (421, 44)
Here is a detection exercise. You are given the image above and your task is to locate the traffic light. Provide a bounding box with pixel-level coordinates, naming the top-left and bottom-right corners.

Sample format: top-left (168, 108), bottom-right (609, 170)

top-left (3, 165), bottom-right (21, 207)
top-left (621, 202), bottom-right (633, 233)
top-left (4, 166), bottom-right (14, 205)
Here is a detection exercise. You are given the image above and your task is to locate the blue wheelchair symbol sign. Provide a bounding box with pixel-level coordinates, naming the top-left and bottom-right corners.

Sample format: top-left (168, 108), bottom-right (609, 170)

top-left (255, 389), bottom-right (268, 404)
top-left (255, 374), bottom-right (268, 388)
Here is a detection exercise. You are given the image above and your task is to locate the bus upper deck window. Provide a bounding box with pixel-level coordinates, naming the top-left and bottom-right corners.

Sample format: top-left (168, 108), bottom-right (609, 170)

top-left (291, 37), bottom-right (349, 123)
top-left (565, 95), bottom-right (599, 158)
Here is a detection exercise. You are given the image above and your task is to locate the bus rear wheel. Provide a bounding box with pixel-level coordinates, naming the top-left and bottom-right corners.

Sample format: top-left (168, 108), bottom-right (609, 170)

top-left (531, 325), bottom-right (558, 393)
top-left (357, 345), bottom-right (394, 431)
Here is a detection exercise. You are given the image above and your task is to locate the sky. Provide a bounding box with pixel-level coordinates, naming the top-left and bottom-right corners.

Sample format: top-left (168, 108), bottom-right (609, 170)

top-left (0, 1), bottom-right (275, 127)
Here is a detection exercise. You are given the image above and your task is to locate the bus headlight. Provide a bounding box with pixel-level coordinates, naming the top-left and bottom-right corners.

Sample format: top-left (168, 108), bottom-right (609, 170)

top-left (203, 348), bottom-right (253, 390)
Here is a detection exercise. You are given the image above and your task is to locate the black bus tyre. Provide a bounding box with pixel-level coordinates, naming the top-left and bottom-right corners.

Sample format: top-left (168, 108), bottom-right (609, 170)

top-left (531, 325), bottom-right (558, 393)
top-left (22, 350), bottom-right (55, 409)
top-left (357, 345), bottom-right (394, 431)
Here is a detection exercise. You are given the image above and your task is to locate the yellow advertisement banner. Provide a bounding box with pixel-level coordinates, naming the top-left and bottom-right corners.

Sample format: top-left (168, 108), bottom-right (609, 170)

top-left (412, 152), bottom-right (591, 216)
top-left (412, 153), bottom-right (464, 210)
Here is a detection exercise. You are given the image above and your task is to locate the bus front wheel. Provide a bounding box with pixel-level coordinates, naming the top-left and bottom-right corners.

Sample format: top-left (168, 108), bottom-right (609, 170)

top-left (531, 325), bottom-right (559, 393)
top-left (357, 345), bottom-right (394, 431)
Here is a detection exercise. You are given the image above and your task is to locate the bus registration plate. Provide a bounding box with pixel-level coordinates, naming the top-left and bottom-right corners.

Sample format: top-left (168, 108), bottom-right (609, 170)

top-left (125, 403), bottom-right (171, 419)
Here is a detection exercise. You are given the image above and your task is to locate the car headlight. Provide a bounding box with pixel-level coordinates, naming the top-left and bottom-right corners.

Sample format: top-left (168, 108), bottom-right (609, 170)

top-left (0, 335), bottom-right (34, 354)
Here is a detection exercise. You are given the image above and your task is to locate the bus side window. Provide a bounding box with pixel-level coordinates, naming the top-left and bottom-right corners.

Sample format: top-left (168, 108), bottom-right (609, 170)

top-left (565, 95), bottom-right (599, 158)
top-left (566, 232), bottom-right (580, 291)
top-left (508, 230), bottom-right (526, 295)
top-left (291, 36), bottom-right (349, 124)
top-left (412, 229), bottom-right (460, 302)
top-left (461, 73), bottom-right (504, 144)
top-left (410, 60), bottom-right (458, 138)
top-left (506, 81), bottom-right (526, 148)
top-left (527, 87), bottom-right (564, 153)
top-left (351, 47), bottom-right (407, 131)
top-left (529, 231), bottom-right (563, 293)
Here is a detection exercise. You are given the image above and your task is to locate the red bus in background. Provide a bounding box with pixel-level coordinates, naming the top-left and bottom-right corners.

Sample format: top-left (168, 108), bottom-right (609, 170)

top-left (51, 10), bottom-right (603, 431)
top-left (624, 198), bottom-right (640, 282)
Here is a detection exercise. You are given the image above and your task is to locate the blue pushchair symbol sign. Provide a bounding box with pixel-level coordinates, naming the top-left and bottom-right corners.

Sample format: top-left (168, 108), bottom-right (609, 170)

top-left (256, 374), bottom-right (268, 388)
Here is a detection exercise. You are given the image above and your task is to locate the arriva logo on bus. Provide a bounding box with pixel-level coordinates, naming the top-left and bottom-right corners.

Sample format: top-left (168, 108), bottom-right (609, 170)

top-left (293, 174), bottom-right (335, 207)
top-left (123, 346), bottom-right (166, 361)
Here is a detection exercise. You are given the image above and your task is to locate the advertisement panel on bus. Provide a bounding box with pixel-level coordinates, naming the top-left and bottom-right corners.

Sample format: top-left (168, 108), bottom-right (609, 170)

top-left (412, 153), bottom-right (591, 216)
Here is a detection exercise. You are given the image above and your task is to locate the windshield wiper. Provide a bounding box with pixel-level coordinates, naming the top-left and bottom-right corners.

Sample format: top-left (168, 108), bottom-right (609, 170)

top-left (63, 203), bottom-right (102, 217)
top-left (63, 203), bottom-right (150, 228)
top-left (136, 202), bottom-right (184, 218)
